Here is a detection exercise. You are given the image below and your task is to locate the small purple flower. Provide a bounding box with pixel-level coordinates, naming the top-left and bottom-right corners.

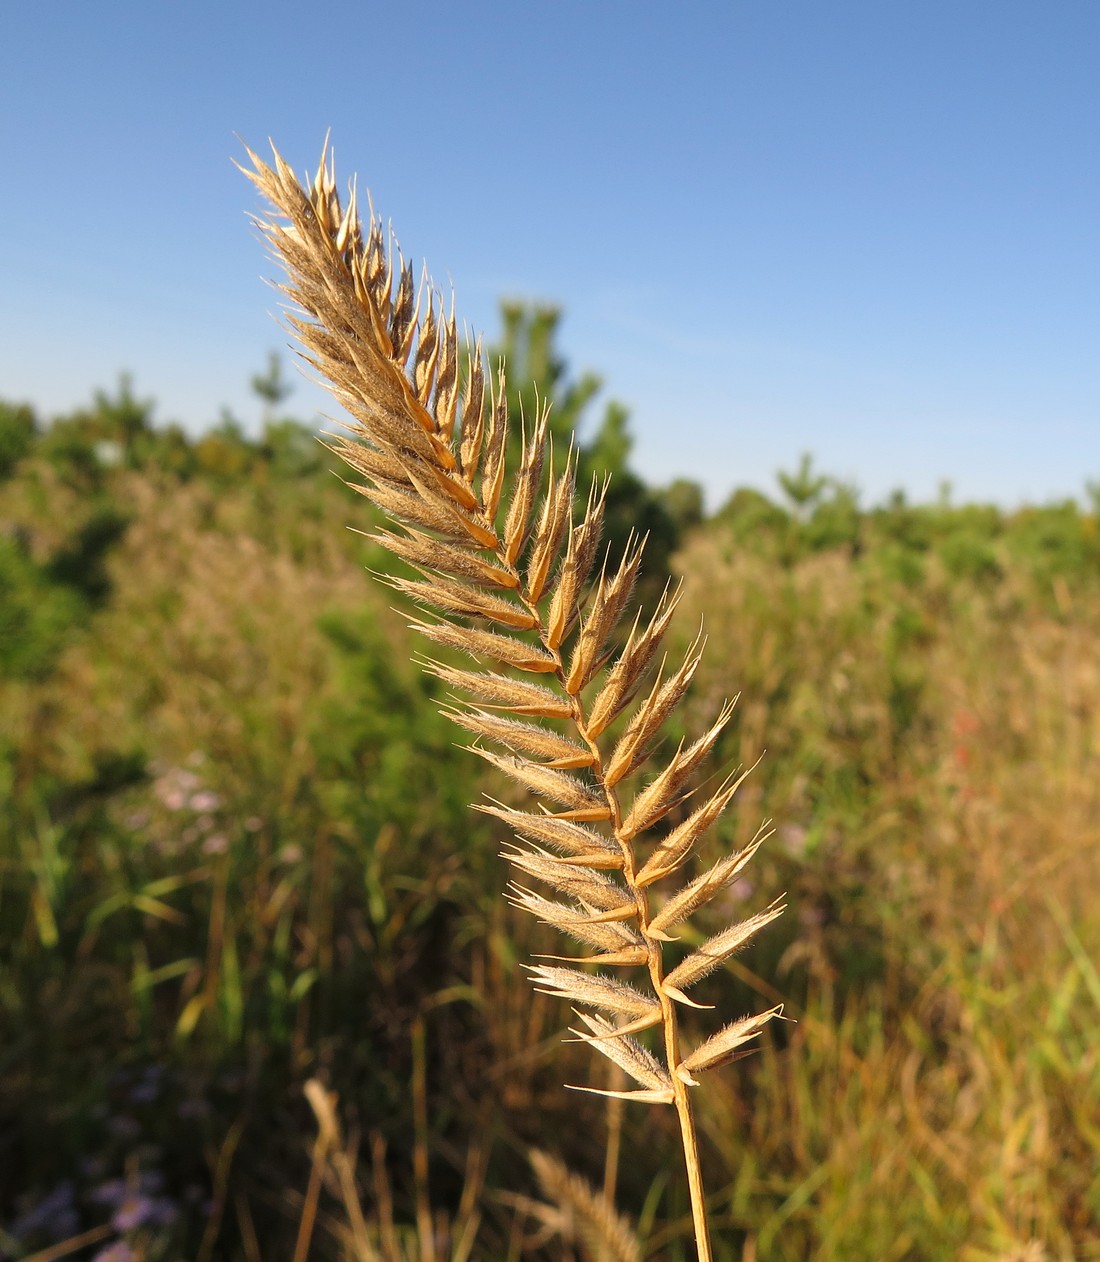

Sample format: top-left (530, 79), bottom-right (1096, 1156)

top-left (111, 1192), bottom-right (177, 1233)
top-left (112, 1197), bottom-right (148, 1232)
top-left (780, 824), bottom-right (809, 856)
top-left (11, 1181), bottom-right (78, 1242)
top-left (201, 834), bottom-right (229, 855)
top-left (92, 1179), bottom-right (128, 1207)
top-left (92, 1243), bottom-right (135, 1262)
top-left (189, 790), bottom-right (222, 813)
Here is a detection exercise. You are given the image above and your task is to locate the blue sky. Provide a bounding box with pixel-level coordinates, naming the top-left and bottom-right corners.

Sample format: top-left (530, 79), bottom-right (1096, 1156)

top-left (2, 1), bottom-right (1096, 508)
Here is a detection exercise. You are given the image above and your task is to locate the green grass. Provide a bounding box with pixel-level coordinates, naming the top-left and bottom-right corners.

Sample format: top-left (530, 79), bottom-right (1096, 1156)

top-left (1, 390), bottom-right (1098, 1259)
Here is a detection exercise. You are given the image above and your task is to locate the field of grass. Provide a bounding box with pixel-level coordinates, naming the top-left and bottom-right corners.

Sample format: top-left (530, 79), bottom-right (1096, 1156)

top-left (1, 383), bottom-right (1098, 1261)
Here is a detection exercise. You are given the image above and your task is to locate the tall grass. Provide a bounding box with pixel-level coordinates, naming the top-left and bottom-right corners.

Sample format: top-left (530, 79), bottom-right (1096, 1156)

top-left (241, 140), bottom-right (787, 1261)
top-left (1, 228), bottom-right (1098, 1255)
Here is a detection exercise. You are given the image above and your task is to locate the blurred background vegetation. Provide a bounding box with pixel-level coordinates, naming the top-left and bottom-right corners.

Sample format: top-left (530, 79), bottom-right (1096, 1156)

top-left (1, 307), bottom-right (1098, 1261)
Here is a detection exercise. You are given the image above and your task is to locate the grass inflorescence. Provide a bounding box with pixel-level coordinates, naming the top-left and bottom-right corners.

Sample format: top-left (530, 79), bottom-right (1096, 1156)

top-left (241, 138), bottom-right (786, 1260)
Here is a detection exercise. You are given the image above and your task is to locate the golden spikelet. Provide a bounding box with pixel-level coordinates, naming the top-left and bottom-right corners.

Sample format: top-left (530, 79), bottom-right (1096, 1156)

top-left (526, 1149), bottom-right (643, 1262)
top-left (242, 138), bottom-right (785, 1262)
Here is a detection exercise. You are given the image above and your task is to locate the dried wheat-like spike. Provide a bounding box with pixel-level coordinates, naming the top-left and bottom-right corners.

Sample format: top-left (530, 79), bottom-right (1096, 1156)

top-left (503, 404), bottom-right (550, 565)
top-left (663, 899), bottom-right (788, 998)
top-left (529, 966), bottom-right (661, 1021)
top-left (480, 368), bottom-right (510, 520)
top-left (650, 828), bottom-right (773, 934)
top-left (601, 636), bottom-right (703, 788)
top-left (244, 140), bottom-right (786, 1262)
top-left (584, 585), bottom-right (682, 739)
top-left (326, 435), bottom-right (412, 487)
top-left (527, 1149), bottom-right (643, 1262)
top-left (446, 708), bottom-right (595, 768)
top-left (510, 889), bottom-right (641, 954)
top-left (369, 528), bottom-right (516, 589)
top-left (411, 620), bottom-right (557, 673)
top-left (677, 1005), bottom-right (786, 1081)
top-left (388, 575), bottom-right (537, 629)
top-left (570, 1012), bottom-right (672, 1093)
top-left (422, 662), bottom-right (573, 718)
top-left (546, 478), bottom-right (607, 651)
top-left (636, 763), bottom-right (758, 888)
top-left (565, 532), bottom-right (645, 695)
top-left (470, 750), bottom-right (610, 819)
top-left (503, 847), bottom-right (632, 911)
top-left (619, 699), bottom-right (737, 841)
top-left (526, 442), bottom-right (576, 603)
top-left (476, 805), bottom-right (621, 861)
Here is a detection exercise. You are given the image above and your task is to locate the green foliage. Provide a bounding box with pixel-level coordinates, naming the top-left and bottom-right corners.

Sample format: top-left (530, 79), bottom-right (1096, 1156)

top-left (0, 401), bottom-right (37, 481)
top-left (44, 505), bottom-right (131, 606)
top-left (777, 451), bottom-right (828, 517)
top-left (193, 412), bottom-right (255, 480)
top-left (1006, 498), bottom-right (1095, 581)
top-left (0, 533), bottom-right (83, 679)
top-left (0, 488), bottom-right (130, 681)
top-left (261, 418), bottom-right (324, 478)
top-left (311, 606), bottom-right (476, 848)
top-left (658, 477), bottom-right (706, 534)
top-left (2, 343), bottom-right (1100, 1256)
top-left (250, 349), bottom-right (295, 418)
top-left (38, 376), bottom-right (158, 482)
top-left (715, 485), bottom-right (790, 541)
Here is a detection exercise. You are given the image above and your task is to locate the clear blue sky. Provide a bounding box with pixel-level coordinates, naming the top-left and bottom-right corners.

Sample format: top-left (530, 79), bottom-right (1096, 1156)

top-left (2, 1), bottom-right (1097, 508)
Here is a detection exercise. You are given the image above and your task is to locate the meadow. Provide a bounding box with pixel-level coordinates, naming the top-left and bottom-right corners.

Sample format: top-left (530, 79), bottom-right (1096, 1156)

top-left (1, 344), bottom-right (1098, 1260)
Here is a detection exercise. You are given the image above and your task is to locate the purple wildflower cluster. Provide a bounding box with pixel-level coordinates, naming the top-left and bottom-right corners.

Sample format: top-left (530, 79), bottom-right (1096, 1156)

top-left (1, 1063), bottom-right (213, 1261)
top-left (126, 751), bottom-right (261, 859)
top-left (147, 755), bottom-right (230, 856)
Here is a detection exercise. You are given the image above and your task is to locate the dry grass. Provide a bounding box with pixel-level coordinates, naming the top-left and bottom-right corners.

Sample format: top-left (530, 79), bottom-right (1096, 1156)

top-left (241, 140), bottom-right (785, 1261)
